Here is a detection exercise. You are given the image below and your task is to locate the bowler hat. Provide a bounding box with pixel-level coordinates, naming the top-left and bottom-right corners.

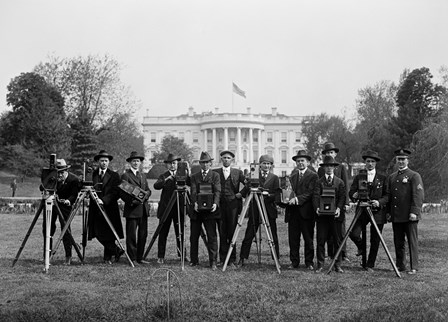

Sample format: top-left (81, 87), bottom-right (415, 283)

top-left (164, 153), bottom-right (181, 163)
top-left (94, 150), bottom-right (114, 162)
top-left (220, 150), bottom-right (235, 158)
top-left (55, 159), bottom-right (71, 171)
top-left (259, 154), bottom-right (274, 164)
top-left (362, 150), bottom-right (381, 162)
top-left (199, 151), bottom-right (213, 162)
top-left (319, 155), bottom-right (339, 167)
top-left (126, 151), bottom-right (144, 162)
top-left (292, 150), bottom-right (311, 161)
top-left (394, 148), bottom-right (411, 157)
top-left (321, 142), bottom-right (339, 154)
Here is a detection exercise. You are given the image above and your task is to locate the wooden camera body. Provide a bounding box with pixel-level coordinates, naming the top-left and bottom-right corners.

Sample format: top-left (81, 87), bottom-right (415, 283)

top-left (319, 186), bottom-right (336, 215)
top-left (197, 183), bottom-right (214, 211)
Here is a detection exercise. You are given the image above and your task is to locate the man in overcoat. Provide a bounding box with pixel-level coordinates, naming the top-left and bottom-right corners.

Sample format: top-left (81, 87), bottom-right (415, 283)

top-left (190, 151), bottom-right (221, 270)
top-left (213, 150), bottom-right (245, 265)
top-left (153, 153), bottom-right (189, 263)
top-left (88, 150), bottom-right (124, 264)
top-left (387, 148), bottom-right (424, 275)
top-left (120, 151), bottom-right (152, 265)
top-left (313, 155), bottom-right (347, 273)
top-left (287, 150), bottom-right (318, 270)
top-left (348, 150), bottom-right (388, 271)
top-left (238, 154), bottom-right (281, 267)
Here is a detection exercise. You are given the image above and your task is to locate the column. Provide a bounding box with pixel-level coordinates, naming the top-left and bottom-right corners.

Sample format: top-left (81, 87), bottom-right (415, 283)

top-left (289, 130), bottom-right (294, 166)
top-left (203, 129), bottom-right (207, 152)
top-left (249, 128), bottom-right (253, 163)
top-left (258, 129), bottom-right (262, 162)
top-left (212, 128), bottom-right (217, 160)
top-left (237, 127), bottom-right (242, 164)
top-left (224, 127), bottom-right (228, 150)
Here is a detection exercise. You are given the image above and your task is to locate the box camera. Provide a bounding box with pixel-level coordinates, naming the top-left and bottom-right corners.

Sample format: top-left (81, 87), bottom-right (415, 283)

top-left (357, 169), bottom-right (370, 201)
top-left (197, 183), bottom-right (214, 211)
top-left (249, 163), bottom-right (260, 187)
top-left (82, 160), bottom-right (94, 187)
top-left (319, 187), bottom-right (336, 215)
top-left (279, 176), bottom-right (294, 205)
top-left (175, 161), bottom-right (188, 186)
top-left (119, 180), bottom-right (151, 203)
top-left (41, 154), bottom-right (58, 192)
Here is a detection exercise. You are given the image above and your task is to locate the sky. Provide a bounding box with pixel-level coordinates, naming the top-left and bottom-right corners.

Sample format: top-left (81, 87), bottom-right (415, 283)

top-left (1, 0), bottom-right (447, 121)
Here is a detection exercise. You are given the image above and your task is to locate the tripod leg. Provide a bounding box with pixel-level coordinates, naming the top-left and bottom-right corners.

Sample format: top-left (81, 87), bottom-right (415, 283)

top-left (143, 192), bottom-right (177, 260)
top-left (82, 197), bottom-right (89, 259)
top-left (223, 193), bottom-right (253, 271)
top-left (327, 207), bottom-right (362, 274)
top-left (254, 193), bottom-right (281, 274)
top-left (366, 208), bottom-right (401, 278)
top-left (12, 200), bottom-right (45, 267)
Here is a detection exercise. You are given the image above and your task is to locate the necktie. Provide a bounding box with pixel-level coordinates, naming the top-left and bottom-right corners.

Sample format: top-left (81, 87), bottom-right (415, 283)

top-left (202, 171), bottom-right (207, 181)
top-left (224, 168), bottom-right (229, 180)
top-left (327, 176), bottom-right (332, 185)
top-left (299, 171), bottom-right (303, 181)
top-left (136, 170), bottom-right (139, 177)
top-left (100, 170), bottom-right (104, 180)
top-left (263, 172), bottom-right (268, 178)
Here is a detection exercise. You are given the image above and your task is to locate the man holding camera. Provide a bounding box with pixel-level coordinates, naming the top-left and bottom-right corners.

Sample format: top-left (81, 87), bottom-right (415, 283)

top-left (88, 150), bottom-right (124, 265)
top-left (43, 159), bottom-right (79, 265)
top-left (153, 153), bottom-right (190, 264)
top-left (387, 148), bottom-right (424, 275)
top-left (313, 155), bottom-right (347, 273)
top-left (238, 154), bottom-right (281, 267)
top-left (213, 150), bottom-right (245, 266)
top-left (120, 151), bottom-right (151, 265)
top-left (287, 150), bottom-right (318, 270)
top-left (348, 150), bottom-right (388, 271)
top-left (190, 151), bottom-right (221, 270)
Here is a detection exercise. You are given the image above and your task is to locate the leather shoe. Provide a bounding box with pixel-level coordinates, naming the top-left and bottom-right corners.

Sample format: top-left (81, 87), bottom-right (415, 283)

top-left (189, 262), bottom-right (198, 267)
top-left (103, 259), bottom-right (113, 265)
top-left (315, 266), bottom-right (323, 273)
top-left (211, 262), bottom-right (217, 271)
top-left (237, 259), bottom-right (245, 267)
top-left (407, 269), bottom-right (417, 275)
top-left (334, 266), bottom-right (344, 273)
top-left (137, 260), bottom-right (150, 265)
top-left (364, 267), bottom-right (374, 272)
top-left (115, 249), bottom-right (125, 262)
top-left (306, 265), bottom-right (314, 271)
top-left (398, 266), bottom-right (407, 272)
top-left (157, 258), bottom-right (165, 264)
top-left (287, 263), bottom-right (299, 269)
top-left (64, 257), bottom-right (71, 266)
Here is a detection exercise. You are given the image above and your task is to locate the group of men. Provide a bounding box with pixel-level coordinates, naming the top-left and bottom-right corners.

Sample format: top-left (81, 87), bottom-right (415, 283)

top-left (43, 142), bottom-right (424, 275)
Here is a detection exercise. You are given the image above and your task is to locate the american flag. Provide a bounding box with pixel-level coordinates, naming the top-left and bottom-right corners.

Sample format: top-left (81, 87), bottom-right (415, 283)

top-left (232, 82), bottom-right (246, 98)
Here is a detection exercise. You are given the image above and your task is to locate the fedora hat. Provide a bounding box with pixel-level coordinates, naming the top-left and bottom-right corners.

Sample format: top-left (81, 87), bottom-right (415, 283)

top-left (164, 153), bottom-right (181, 163)
top-left (220, 150), bottom-right (235, 158)
top-left (292, 150), bottom-right (311, 161)
top-left (362, 150), bottom-right (381, 162)
top-left (199, 151), bottom-right (213, 162)
top-left (319, 155), bottom-right (339, 167)
top-left (394, 148), bottom-right (411, 157)
top-left (55, 159), bottom-right (71, 171)
top-left (94, 150), bottom-right (114, 162)
top-left (321, 142), bottom-right (339, 154)
top-left (259, 154), bottom-right (274, 164)
top-left (126, 151), bottom-right (144, 162)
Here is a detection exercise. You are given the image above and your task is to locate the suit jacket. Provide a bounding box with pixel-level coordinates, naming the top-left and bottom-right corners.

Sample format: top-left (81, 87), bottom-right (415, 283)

top-left (318, 163), bottom-right (349, 204)
top-left (89, 168), bottom-right (124, 240)
top-left (120, 169), bottom-right (151, 219)
top-left (56, 172), bottom-right (80, 216)
top-left (153, 170), bottom-right (190, 219)
top-left (213, 167), bottom-right (245, 202)
top-left (190, 169), bottom-right (221, 220)
top-left (313, 175), bottom-right (346, 221)
top-left (387, 168), bottom-right (424, 223)
top-left (349, 171), bottom-right (388, 224)
top-left (241, 172), bottom-right (281, 219)
top-left (286, 169), bottom-right (318, 221)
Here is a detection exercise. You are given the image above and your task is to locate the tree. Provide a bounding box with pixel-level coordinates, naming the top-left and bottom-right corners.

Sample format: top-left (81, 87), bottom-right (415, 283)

top-left (151, 135), bottom-right (194, 164)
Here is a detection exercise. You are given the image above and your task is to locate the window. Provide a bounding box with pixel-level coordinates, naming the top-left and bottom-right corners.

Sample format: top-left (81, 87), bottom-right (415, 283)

top-left (179, 132), bottom-right (184, 141)
top-left (193, 132), bottom-right (199, 143)
top-left (207, 131), bottom-right (212, 143)
top-left (229, 130), bottom-right (236, 142)
top-left (295, 132), bottom-right (301, 143)
top-left (281, 132), bottom-right (287, 143)
top-left (281, 171), bottom-right (287, 177)
top-left (281, 150), bottom-right (287, 164)
top-left (267, 132), bottom-right (273, 143)
top-left (150, 132), bottom-right (156, 143)
top-left (243, 150), bottom-right (248, 163)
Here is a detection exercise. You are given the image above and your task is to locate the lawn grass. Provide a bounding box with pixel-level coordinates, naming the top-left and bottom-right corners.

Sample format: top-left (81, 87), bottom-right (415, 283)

top-left (0, 209), bottom-right (447, 321)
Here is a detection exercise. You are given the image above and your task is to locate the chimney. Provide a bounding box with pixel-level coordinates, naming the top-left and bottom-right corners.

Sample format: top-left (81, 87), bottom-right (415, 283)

top-left (271, 107), bottom-right (278, 116)
top-left (188, 106), bottom-right (194, 117)
top-left (247, 107), bottom-right (252, 114)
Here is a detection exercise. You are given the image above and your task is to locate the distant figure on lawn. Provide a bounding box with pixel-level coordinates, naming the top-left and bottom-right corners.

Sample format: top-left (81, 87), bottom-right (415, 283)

top-left (10, 178), bottom-right (17, 197)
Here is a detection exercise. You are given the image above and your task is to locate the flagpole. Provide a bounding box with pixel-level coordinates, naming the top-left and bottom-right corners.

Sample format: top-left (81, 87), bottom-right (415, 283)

top-left (231, 82), bottom-right (234, 113)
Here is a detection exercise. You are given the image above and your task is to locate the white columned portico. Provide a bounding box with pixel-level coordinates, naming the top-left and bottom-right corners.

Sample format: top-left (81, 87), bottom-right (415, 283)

top-left (249, 128), bottom-right (253, 163)
top-left (212, 128), bottom-right (217, 159)
top-left (223, 127), bottom-right (229, 150)
top-left (258, 129), bottom-right (262, 161)
top-left (203, 129), bottom-right (207, 152)
top-left (237, 127), bottom-right (242, 163)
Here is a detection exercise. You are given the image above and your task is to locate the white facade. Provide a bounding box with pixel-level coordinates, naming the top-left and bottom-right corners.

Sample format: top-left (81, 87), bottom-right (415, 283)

top-left (142, 107), bottom-right (310, 176)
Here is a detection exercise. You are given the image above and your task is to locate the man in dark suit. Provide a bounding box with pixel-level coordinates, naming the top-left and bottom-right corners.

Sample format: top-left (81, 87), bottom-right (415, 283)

top-left (387, 148), bottom-right (424, 275)
top-left (153, 153), bottom-right (190, 264)
top-left (317, 142), bottom-right (349, 261)
top-left (313, 155), bottom-right (347, 273)
top-left (88, 150), bottom-right (124, 265)
top-left (190, 151), bottom-right (221, 270)
top-left (120, 151), bottom-right (151, 265)
top-left (213, 150), bottom-right (245, 265)
top-left (42, 159), bottom-right (80, 265)
top-left (348, 150), bottom-right (388, 271)
top-left (238, 154), bottom-right (281, 267)
top-left (287, 150), bottom-right (318, 270)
